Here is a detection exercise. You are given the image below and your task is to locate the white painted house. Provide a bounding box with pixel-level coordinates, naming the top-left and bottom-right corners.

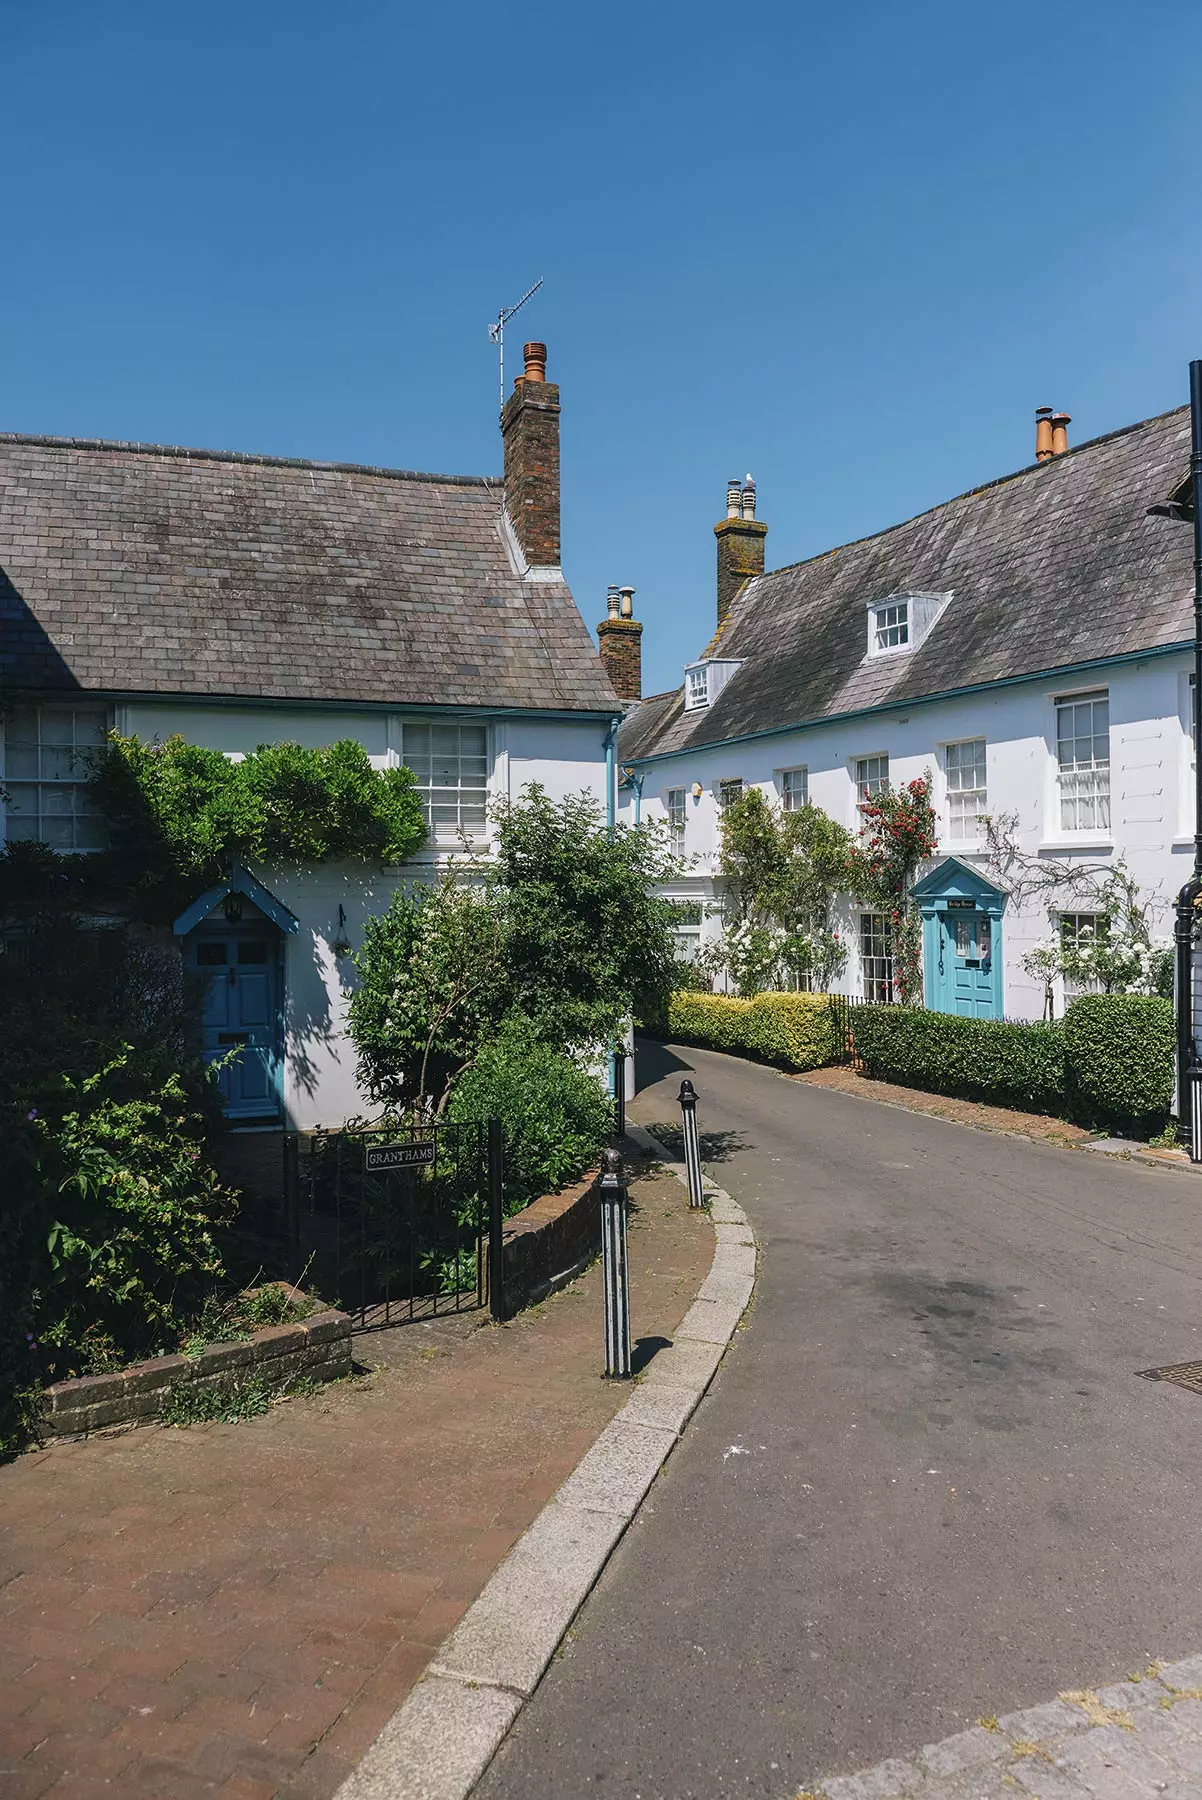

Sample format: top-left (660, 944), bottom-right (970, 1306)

top-left (0, 342), bottom-right (621, 1127)
top-left (617, 409), bottom-right (1197, 1020)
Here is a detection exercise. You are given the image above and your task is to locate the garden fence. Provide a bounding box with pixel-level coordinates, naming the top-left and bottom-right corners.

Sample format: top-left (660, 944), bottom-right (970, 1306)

top-left (281, 1118), bottom-right (503, 1331)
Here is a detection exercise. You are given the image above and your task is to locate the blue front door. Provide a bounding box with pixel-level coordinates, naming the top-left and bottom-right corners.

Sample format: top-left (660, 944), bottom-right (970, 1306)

top-left (936, 908), bottom-right (1000, 1018)
top-left (189, 927), bottom-right (283, 1121)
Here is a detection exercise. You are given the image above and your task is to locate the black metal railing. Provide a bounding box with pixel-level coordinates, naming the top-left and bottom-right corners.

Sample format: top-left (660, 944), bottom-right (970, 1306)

top-left (827, 992), bottom-right (872, 1066)
top-left (282, 1118), bottom-right (503, 1330)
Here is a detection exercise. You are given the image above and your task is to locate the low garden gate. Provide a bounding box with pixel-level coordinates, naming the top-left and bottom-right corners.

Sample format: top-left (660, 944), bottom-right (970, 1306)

top-left (282, 1118), bottom-right (504, 1330)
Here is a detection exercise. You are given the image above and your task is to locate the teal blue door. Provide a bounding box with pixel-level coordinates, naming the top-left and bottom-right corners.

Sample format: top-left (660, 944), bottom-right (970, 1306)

top-left (188, 928), bottom-right (283, 1121)
top-left (933, 909), bottom-right (1000, 1018)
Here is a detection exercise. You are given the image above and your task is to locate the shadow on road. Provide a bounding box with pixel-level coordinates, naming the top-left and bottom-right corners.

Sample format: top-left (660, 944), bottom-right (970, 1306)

top-left (639, 1121), bottom-right (751, 1164)
top-left (633, 1036), bottom-right (694, 1091)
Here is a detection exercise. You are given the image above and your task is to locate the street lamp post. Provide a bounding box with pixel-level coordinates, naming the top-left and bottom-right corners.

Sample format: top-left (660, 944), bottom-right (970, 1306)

top-left (1174, 361), bottom-right (1202, 1155)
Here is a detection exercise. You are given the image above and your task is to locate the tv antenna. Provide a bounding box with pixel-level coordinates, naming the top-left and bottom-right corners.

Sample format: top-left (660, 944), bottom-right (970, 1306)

top-left (488, 278), bottom-right (543, 405)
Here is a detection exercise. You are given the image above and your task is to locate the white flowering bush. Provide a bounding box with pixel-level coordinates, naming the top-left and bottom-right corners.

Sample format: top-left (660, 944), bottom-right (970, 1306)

top-left (1022, 917), bottom-right (1173, 1016)
top-left (699, 916), bottom-right (848, 997)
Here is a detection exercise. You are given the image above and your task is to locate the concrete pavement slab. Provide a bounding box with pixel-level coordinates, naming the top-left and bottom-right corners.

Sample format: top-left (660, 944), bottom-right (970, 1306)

top-left (334, 1676), bottom-right (521, 1800)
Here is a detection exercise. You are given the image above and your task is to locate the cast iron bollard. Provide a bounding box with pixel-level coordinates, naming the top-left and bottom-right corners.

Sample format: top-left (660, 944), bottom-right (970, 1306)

top-left (611, 1043), bottom-right (626, 1139)
top-left (600, 1147), bottom-right (632, 1378)
top-left (679, 1079), bottom-right (704, 1210)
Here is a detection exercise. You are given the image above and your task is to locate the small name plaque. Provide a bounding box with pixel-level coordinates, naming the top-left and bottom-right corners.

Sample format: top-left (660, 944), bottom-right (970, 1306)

top-left (364, 1140), bottom-right (437, 1172)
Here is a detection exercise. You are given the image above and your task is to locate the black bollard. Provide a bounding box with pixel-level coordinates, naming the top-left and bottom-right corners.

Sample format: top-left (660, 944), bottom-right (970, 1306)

top-left (600, 1147), bottom-right (632, 1378)
top-left (612, 1043), bottom-right (626, 1139)
top-left (679, 1079), bottom-right (704, 1210)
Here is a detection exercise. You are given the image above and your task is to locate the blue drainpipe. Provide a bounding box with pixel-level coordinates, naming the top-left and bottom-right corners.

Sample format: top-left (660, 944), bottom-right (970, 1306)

top-left (605, 715), bottom-right (619, 833)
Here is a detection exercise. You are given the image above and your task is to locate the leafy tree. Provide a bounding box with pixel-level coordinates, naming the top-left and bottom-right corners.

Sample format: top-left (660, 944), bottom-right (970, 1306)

top-left (491, 785), bottom-right (681, 1046)
top-left (707, 788), bottom-right (854, 994)
top-left (347, 786), bottom-right (682, 1115)
top-left (348, 870), bottom-right (510, 1113)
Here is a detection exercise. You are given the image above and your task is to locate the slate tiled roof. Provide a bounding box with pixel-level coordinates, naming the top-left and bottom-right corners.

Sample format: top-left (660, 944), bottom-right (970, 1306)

top-left (620, 407), bottom-right (1195, 762)
top-left (0, 435), bottom-right (618, 712)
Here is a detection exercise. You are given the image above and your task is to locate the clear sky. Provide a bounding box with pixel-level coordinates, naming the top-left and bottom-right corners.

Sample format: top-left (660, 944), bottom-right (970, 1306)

top-left (6, 1), bottom-right (1201, 698)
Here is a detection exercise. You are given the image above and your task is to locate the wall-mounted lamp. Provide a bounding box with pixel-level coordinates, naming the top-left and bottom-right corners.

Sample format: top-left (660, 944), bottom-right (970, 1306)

top-left (690, 782), bottom-right (703, 800)
top-left (223, 893), bottom-right (243, 924)
top-left (331, 903), bottom-right (352, 960)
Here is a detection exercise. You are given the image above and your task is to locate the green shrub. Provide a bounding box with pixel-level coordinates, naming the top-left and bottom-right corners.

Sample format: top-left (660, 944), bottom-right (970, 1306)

top-left (446, 1027), bottom-right (612, 1213)
top-left (742, 992), bottom-right (841, 1070)
top-left (667, 992), bottom-right (756, 1055)
top-left (850, 1007), bottom-right (1065, 1113)
top-left (1063, 994), bottom-right (1174, 1130)
top-left (665, 990), bottom-right (840, 1072)
top-left (28, 1059), bottom-right (237, 1382)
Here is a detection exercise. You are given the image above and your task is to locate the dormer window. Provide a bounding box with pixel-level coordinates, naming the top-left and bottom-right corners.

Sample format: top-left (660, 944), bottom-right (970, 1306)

top-left (686, 665), bottom-right (710, 710)
top-left (683, 657), bottom-right (744, 712)
top-left (872, 600), bottom-right (909, 653)
top-left (865, 590), bottom-right (951, 660)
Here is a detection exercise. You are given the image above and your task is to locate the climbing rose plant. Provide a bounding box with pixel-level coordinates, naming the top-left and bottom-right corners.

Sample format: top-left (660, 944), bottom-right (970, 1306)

top-left (848, 774), bottom-right (939, 1004)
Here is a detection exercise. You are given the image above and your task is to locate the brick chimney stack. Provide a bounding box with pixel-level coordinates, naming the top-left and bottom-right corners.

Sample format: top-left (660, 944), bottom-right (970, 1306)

top-left (597, 584), bottom-right (642, 703)
top-left (714, 474), bottom-right (767, 627)
top-left (501, 342), bottom-right (560, 568)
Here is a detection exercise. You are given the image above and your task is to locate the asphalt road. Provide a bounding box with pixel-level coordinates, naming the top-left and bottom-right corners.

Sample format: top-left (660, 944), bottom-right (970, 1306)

top-left (478, 1040), bottom-right (1202, 1800)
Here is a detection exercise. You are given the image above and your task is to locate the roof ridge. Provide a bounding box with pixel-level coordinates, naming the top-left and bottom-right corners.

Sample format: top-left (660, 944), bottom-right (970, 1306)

top-left (747, 404), bottom-right (1191, 589)
top-left (0, 431), bottom-right (499, 488)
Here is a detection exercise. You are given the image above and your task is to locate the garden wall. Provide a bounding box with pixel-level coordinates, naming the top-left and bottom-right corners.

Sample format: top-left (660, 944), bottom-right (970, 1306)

top-left (39, 1308), bottom-right (352, 1438)
top-left (496, 1166), bottom-right (602, 1320)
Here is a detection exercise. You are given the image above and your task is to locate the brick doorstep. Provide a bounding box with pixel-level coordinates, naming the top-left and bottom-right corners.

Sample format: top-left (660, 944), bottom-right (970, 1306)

top-left (1, 1161), bottom-right (711, 1800)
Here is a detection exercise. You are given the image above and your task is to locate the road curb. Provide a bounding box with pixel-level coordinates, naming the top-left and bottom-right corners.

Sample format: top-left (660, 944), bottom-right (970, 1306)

top-left (333, 1125), bottom-right (755, 1800)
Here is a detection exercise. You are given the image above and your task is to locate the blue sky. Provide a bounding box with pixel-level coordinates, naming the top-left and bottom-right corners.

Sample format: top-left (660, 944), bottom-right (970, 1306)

top-left (5, 1), bottom-right (1201, 697)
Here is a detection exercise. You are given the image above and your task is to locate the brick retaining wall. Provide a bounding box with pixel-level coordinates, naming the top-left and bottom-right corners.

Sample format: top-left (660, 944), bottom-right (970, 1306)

top-left (498, 1166), bottom-right (602, 1319)
top-left (39, 1308), bottom-right (352, 1438)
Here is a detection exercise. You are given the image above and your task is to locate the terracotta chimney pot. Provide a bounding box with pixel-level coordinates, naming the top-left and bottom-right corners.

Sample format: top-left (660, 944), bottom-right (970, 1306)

top-left (1051, 411), bottom-right (1071, 457)
top-left (523, 342), bottom-right (547, 384)
top-left (1035, 407), bottom-right (1054, 463)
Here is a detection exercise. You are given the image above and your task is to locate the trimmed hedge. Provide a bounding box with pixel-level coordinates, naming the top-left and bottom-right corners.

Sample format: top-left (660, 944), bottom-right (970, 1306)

top-left (851, 1007), bottom-right (1065, 1114)
top-left (659, 988), bottom-right (1175, 1133)
top-left (666, 991), bottom-right (840, 1072)
top-left (1063, 994), bottom-right (1174, 1130)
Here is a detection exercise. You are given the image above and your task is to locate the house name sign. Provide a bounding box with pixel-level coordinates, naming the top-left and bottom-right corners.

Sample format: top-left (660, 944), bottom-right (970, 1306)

top-left (364, 1140), bottom-right (437, 1172)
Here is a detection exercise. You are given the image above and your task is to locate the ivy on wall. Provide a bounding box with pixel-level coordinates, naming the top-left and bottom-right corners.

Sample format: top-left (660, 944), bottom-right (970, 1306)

top-left (90, 733), bottom-right (427, 898)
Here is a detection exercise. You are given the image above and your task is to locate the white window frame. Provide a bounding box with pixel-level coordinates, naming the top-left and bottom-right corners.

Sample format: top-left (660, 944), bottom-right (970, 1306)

top-left (665, 786), bottom-right (687, 856)
top-left (1055, 689), bottom-right (1110, 834)
top-left (397, 719), bottom-right (491, 844)
top-left (944, 738), bottom-right (987, 844)
top-left (868, 599), bottom-right (910, 657)
top-left (669, 899), bottom-right (703, 963)
top-left (717, 777), bottom-right (744, 811)
top-left (779, 766), bottom-right (808, 812)
top-left (685, 666), bottom-right (710, 711)
top-left (854, 754), bottom-right (890, 806)
top-left (860, 911), bottom-right (893, 1003)
top-left (1059, 910), bottom-right (1104, 999)
top-left (1, 702), bottom-right (111, 851)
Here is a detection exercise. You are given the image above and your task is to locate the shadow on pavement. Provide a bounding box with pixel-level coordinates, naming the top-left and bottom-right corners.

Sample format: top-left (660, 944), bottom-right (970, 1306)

top-left (631, 1334), bottom-right (673, 1375)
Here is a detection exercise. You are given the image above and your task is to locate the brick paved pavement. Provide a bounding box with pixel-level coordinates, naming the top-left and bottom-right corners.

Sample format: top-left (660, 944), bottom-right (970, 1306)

top-left (804, 1656), bottom-right (1202, 1800)
top-left (0, 1156), bottom-right (710, 1800)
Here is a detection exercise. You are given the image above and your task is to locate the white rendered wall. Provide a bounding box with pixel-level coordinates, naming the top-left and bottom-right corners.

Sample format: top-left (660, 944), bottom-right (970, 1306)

top-left (90, 702), bottom-right (613, 1127)
top-left (624, 653), bottom-right (1192, 1021)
